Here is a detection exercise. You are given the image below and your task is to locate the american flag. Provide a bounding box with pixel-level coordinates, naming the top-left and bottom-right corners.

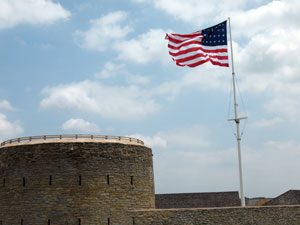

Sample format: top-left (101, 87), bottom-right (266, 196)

top-left (165, 21), bottom-right (229, 68)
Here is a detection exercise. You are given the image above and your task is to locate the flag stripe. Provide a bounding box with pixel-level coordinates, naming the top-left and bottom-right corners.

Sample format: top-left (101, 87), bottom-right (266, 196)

top-left (166, 33), bottom-right (203, 41)
top-left (171, 49), bottom-right (228, 60)
top-left (166, 32), bottom-right (203, 39)
top-left (176, 59), bottom-right (229, 68)
top-left (177, 56), bottom-right (229, 66)
top-left (165, 21), bottom-right (228, 68)
top-left (168, 46), bottom-right (228, 56)
top-left (167, 36), bottom-right (202, 45)
top-left (174, 53), bottom-right (228, 64)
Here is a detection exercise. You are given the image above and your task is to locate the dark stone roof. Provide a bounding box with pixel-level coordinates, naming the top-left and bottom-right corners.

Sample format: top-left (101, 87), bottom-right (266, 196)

top-left (264, 190), bottom-right (300, 206)
top-left (155, 191), bottom-right (240, 209)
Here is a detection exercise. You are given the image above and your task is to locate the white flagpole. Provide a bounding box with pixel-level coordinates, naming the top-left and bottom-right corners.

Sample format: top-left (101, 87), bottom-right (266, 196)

top-left (228, 17), bottom-right (246, 207)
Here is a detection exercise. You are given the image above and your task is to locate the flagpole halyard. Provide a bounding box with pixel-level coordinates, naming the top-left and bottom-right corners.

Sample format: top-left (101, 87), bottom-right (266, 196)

top-left (228, 17), bottom-right (246, 207)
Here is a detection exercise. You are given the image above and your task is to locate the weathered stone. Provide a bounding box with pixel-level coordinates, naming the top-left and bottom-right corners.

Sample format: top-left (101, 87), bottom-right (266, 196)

top-left (131, 206), bottom-right (300, 225)
top-left (155, 191), bottom-right (240, 209)
top-left (0, 140), bottom-right (154, 225)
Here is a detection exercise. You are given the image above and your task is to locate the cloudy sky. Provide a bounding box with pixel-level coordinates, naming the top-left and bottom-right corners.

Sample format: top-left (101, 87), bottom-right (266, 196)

top-left (1, 0), bottom-right (300, 198)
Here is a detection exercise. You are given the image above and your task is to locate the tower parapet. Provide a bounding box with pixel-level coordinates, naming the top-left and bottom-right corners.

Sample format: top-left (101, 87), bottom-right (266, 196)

top-left (0, 134), bottom-right (154, 225)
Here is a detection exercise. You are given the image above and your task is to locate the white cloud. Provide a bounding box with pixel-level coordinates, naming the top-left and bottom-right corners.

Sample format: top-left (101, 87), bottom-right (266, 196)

top-left (0, 99), bottom-right (16, 111)
top-left (133, 125), bottom-right (211, 150)
top-left (232, 0), bottom-right (300, 38)
top-left (40, 66), bottom-right (230, 121)
top-left (0, 0), bottom-right (70, 30)
top-left (125, 74), bottom-right (151, 85)
top-left (157, 124), bottom-right (212, 149)
top-left (74, 11), bottom-right (170, 65)
top-left (40, 80), bottom-right (160, 119)
top-left (74, 11), bottom-right (133, 51)
top-left (130, 133), bottom-right (167, 148)
top-left (236, 27), bottom-right (300, 121)
top-left (0, 113), bottom-right (23, 142)
top-left (95, 61), bottom-right (151, 84)
top-left (132, 0), bottom-right (248, 26)
top-left (94, 62), bottom-right (126, 79)
top-left (114, 28), bottom-right (170, 64)
top-left (40, 64), bottom-right (231, 121)
top-left (62, 118), bottom-right (100, 133)
top-left (133, 0), bottom-right (300, 33)
top-left (153, 65), bottom-right (230, 100)
top-left (237, 29), bottom-right (300, 77)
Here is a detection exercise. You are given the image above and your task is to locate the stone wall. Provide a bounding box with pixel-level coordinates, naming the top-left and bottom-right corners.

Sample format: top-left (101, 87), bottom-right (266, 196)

top-left (155, 191), bottom-right (240, 208)
top-left (0, 141), bottom-right (155, 225)
top-left (132, 205), bottom-right (300, 225)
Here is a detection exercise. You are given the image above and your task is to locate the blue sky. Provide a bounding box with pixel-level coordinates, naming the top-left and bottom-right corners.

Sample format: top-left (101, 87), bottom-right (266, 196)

top-left (1, 0), bottom-right (300, 198)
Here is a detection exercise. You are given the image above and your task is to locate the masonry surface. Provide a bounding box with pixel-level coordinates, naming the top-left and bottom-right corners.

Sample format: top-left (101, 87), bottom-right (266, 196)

top-left (131, 205), bottom-right (300, 225)
top-left (0, 140), bottom-right (155, 225)
top-left (1, 138), bottom-right (300, 225)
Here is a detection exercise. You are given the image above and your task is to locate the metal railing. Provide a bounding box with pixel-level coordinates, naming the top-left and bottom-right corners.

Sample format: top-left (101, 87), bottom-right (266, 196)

top-left (0, 134), bottom-right (144, 146)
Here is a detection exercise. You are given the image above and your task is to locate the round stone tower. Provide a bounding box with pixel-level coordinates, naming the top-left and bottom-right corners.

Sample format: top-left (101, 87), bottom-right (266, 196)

top-left (0, 135), bottom-right (155, 225)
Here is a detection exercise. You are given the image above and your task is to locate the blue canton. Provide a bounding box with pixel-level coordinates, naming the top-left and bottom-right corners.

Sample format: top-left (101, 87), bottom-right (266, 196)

top-left (201, 21), bottom-right (227, 46)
